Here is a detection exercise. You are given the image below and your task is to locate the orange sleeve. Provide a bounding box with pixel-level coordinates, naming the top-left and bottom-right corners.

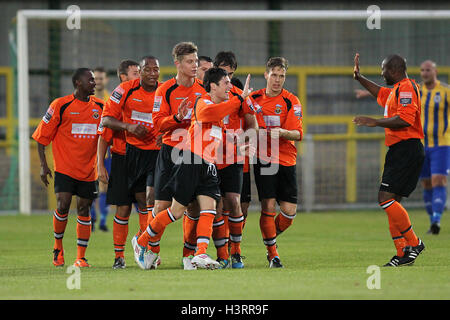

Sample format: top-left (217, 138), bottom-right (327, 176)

top-left (195, 96), bottom-right (243, 123)
top-left (377, 87), bottom-right (392, 107)
top-left (283, 96), bottom-right (303, 140)
top-left (152, 86), bottom-right (182, 133)
top-left (395, 87), bottom-right (419, 126)
top-left (31, 99), bottom-right (62, 146)
top-left (102, 83), bottom-right (126, 120)
top-left (99, 126), bottom-right (114, 145)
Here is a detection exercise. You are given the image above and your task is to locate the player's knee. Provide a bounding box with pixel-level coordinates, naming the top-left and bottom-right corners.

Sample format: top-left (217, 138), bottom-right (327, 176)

top-left (431, 174), bottom-right (447, 187)
top-left (421, 178), bottom-right (432, 190)
top-left (226, 194), bottom-right (241, 216)
top-left (261, 198), bottom-right (276, 213)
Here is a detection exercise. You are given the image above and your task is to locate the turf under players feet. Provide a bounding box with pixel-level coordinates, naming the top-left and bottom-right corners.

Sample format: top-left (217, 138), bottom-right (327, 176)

top-left (191, 254), bottom-right (220, 270)
top-left (182, 256), bottom-right (197, 270)
top-left (396, 238), bottom-right (425, 267)
top-left (52, 249), bottom-right (64, 267)
top-left (74, 257), bottom-right (91, 267)
top-left (269, 256), bottom-right (283, 268)
top-left (231, 253), bottom-right (245, 269)
top-left (113, 257), bottom-right (126, 269)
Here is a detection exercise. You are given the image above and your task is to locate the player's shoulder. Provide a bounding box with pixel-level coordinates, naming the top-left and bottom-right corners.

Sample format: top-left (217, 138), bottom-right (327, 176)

top-left (438, 81), bottom-right (450, 90)
top-left (250, 88), bottom-right (265, 100)
top-left (90, 96), bottom-right (106, 108)
top-left (230, 85), bottom-right (243, 95)
top-left (193, 78), bottom-right (207, 93)
top-left (157, 77), bottom-right (177, 92)
top-left (281, 89), bottom-right (300, 103)
top-left (51, 94), bottom-right (76, 108)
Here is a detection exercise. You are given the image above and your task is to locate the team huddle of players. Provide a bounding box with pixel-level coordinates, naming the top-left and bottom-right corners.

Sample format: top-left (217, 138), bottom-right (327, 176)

top-left (33, 41), bottom-right (303, 270)
top-left (34, 38), bottom-right (447, 270)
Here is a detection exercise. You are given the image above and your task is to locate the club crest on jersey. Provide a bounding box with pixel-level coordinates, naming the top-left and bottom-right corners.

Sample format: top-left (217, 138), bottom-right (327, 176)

top-left (434, 93), bottom-right (441, 103)
top-left (92, 112), bottom-right (100, 119)
top-left (274, 104), bottom-right (283, 114)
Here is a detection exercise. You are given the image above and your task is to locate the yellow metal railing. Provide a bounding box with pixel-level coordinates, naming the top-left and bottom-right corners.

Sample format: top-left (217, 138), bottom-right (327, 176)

top-left (2, 65), bottom-right (450, 209)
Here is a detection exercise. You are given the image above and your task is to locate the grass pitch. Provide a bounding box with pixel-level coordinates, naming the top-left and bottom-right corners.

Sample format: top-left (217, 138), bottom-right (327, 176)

top-left (1, 209), bottom-right (450, 300)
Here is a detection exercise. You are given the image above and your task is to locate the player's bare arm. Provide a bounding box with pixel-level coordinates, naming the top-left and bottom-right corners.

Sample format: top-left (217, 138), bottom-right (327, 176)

top-left (270, 128), bottom-right (301, 141)
top-left (97, 136), bottom-right (110, 184)
top-left (353, 53), bottom-right (381, 98)
top-left (102, 115), bottom-right (148, 139)
top-left (37, 142), bottom-right (52, 187)
top-left (353, 115), bottom-right (410, 128)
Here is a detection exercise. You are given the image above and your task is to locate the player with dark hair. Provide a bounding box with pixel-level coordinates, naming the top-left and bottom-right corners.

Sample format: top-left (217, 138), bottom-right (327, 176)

top-left (197, 56), bottom-right (213, 81)
top-left (251, 57), bottom-right (303, 268)
top-left (212, 51), bottom-right (258, 269)
top-left (33, 68), bottom-right (103, 268)
top-left (117, 60), bottom-right (140, 83)
top-left (101, 56), bottom-right (162, 268)
top-left (353, 53), bottom-right (425, 267)
top-left (132, 68), bottom-right (253, 270)
top-left (97, 59), bottom-right (141, 269)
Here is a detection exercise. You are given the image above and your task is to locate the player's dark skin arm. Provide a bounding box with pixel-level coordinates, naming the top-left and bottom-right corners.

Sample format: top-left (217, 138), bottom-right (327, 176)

top-left (353, 53), bottom-right (381, 98)
top-left (101, 116), bottom-right (148, 139)
top-left (353, 115), bottom-right (410, 129)
top-left (37, 142), bottom-right (52, 187)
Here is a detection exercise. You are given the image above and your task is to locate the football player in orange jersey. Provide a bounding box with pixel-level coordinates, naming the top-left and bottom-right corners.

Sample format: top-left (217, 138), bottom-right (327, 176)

top-left (353, 53), bottom-right (425, 267)
top-left (251, 57), bottom-right (303, 268)
top-left (33, 68), bottom-right (103, 268)
top-left (101, 56), bottom-right (163, 268)
top-left (97, 59), bottom-right (141, 269)
top-left (133, 68), bottom-right (253, 270)
top-left (212, 51), bottom-right (258, 269)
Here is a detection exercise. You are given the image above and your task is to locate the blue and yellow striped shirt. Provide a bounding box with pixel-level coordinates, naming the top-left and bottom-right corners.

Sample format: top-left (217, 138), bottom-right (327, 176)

top-left (421, 80), bottom-right (450, 147)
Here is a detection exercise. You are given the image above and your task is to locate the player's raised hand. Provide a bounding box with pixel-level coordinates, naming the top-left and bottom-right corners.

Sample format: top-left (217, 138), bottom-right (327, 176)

top-left (240, 74), bottom-right (253, 100)
top-left (353, 53), bottom-right (361, 80)
top-left (176, 98), bottom-right (191, 121)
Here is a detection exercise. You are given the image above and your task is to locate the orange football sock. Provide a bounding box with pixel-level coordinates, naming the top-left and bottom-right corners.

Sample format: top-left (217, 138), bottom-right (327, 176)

top-left (212, 215), bottom-right (229, 260)
top-left (113, 215), bottom-right (129, 259)
top-left (195, 210), bottom-right (216, 255)
top-left (183, 213), bottom-right (199, 257)
top-left (229, 214), bottom-right (244, 255)
top-left (275, 210), bottom-right (296, 236)
top-left (146, 205), bottom-right (154, 225)
top-left (76, 215), bottom-right (92, 259)
top-left (138, 208), bottom-right (175, 253)
top-left (137, 207), bottom-right (148, 237)
top-left (260, 211), bottom-right (279, 260)
top-left (53, 209), bottom-right (68, 251)
top-left (380, 199), bottom-right (419, 247)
